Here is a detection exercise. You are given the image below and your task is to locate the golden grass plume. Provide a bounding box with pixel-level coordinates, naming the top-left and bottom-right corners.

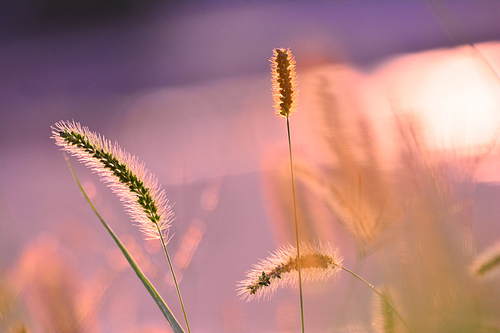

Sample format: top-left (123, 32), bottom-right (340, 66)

top-left (271, 48), bottom-right (298, 117)
top-left (52, 120), bottom-right (173, 240)
top-left (237, 242), bottom-right (342, 301)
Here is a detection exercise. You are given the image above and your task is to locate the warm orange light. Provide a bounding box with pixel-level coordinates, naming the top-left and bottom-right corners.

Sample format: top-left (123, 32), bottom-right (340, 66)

top-left (389, 45), bottom-right (500, 153)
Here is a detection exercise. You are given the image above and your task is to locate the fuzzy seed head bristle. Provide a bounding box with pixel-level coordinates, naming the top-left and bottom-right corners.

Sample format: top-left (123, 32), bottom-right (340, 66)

top-left (51, 120), bottom-right (173, 240)
top-left (271, 48), bottom-right (298, 118)
top-left (237, 242), bottom-right (342, 301)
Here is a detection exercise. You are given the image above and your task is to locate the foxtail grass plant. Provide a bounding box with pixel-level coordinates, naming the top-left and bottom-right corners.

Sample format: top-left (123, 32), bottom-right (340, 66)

top-left (52, 121), bottom-right (190, 333)
top-left (237, 242), bottom-right (412, 332)
top-left (271, 47), bottom-right (306, 332)
top-left (64, 157), bottom-right (184, 333)
top-left (236, 48), bottom-right (413, 333)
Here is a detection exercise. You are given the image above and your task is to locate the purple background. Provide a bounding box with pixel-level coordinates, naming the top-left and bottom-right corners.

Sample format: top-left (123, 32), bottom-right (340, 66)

top-left (1, 1), bottom-right (500, 332)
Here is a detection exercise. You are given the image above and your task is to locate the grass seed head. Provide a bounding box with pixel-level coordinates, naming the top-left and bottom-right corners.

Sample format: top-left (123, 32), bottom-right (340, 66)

top-left (52, 120), bottom-right (173, 240)
top-left (237, 242), bottom-right (342, 301)
top-left (271, 48), bottom-right (298, 118)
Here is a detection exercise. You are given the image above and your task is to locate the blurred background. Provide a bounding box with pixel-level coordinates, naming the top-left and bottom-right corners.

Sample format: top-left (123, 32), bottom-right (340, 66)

top-left (2, 1), bottom-right (500, 332)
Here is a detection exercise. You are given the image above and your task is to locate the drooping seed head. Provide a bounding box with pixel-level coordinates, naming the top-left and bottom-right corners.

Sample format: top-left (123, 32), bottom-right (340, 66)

top-left (271, 48), bottom-right (298, 118)
top-left (52, 120), bottom-right (173, 240)
top-left (237, 242), bottom-right (342, 301)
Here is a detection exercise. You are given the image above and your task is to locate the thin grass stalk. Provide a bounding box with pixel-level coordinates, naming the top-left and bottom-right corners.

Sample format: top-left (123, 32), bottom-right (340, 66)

top-left (53, 121), bottom-right (191, 332)
top-left (271, 47), bottom-right (304, 332)
top-left (157, 228), bottom-right (191, 333)
top-left (64, 156), bottom-right (185, 333)
top-left (334, 256), bottom-right (364, 329)
top-left (286, 115), bottom-right (305, 333)
top-left (340, 266), bottom-right (412, 333)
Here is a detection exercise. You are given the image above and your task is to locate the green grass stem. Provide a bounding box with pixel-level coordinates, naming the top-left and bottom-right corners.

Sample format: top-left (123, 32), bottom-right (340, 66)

top-left (157, 228), bottom-right (191, 333)
top-left (64, 156), bottom-right (186, 333)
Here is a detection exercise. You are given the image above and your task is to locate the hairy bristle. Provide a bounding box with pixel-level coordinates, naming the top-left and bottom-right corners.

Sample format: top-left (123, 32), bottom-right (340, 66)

top-left (271, 48), bottom-right (298, 117)
top-left (51, 120), bottom-right (173, 240)
top-left (237, 242), bottom-right (342, 301)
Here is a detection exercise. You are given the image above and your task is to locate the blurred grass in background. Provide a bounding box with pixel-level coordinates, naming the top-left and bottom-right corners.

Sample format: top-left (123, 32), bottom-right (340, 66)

top-left (2, 1), bottom-right (500, 332)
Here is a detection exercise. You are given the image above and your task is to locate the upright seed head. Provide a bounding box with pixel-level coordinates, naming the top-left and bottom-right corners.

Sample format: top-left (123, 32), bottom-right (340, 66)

top-left (271, 48), bottom-right (298, 118)
top-left (51, 120), bottom-right (173, 240)
top-left (237, 242), bottom-right (342, 301)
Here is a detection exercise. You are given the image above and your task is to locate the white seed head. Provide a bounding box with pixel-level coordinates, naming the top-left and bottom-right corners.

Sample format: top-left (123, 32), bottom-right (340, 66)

top-left (52, 120), bottom-right (173, 240)
top-left (237, 241), bottom-right (342, 301)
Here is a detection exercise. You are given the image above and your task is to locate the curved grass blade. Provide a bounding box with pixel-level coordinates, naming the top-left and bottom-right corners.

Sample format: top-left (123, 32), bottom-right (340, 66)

top-left (64, 156), bottom-right (185, 333)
